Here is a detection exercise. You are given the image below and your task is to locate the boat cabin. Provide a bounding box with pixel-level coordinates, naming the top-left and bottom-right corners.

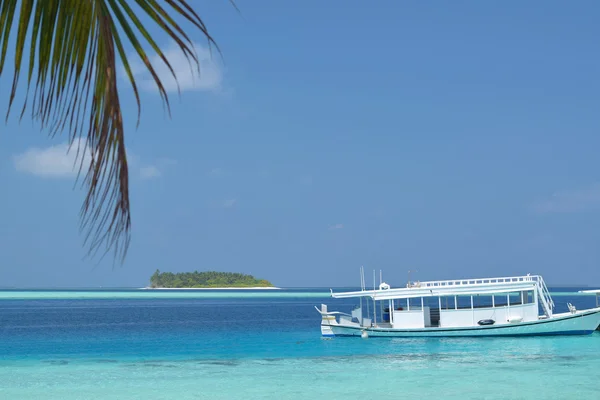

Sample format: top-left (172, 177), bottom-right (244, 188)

top-left (331, 275), bottom-right (554, 329)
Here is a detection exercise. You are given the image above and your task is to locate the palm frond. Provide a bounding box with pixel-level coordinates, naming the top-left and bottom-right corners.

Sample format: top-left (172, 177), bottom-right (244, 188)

top-left (0, 0), bottom-right (223, 262)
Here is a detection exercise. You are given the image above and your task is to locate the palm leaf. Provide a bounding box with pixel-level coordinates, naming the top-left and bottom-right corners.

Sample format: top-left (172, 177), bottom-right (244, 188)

top-left (0, 0), bottom-right (225, 262)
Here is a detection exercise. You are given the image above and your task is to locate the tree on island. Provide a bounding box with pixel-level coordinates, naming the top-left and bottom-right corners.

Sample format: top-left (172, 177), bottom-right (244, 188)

top-left (149, 269), bottom-right (274, 288)
top-left (0, 1), bottom-right (232, 262)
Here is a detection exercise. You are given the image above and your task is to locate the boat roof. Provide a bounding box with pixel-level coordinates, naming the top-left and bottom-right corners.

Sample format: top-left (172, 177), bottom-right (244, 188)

top-left (331, 275), bottom-right (542, 301)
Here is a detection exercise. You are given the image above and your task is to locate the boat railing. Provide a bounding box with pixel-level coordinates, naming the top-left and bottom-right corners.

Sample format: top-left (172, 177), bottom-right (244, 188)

top-left (536, 276), bottom-right (554, 317)
top-left (412, 275), bottom-right (539, 289)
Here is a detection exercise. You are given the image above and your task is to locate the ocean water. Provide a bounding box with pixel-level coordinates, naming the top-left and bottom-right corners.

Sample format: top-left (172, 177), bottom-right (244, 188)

top-left (0, 288), bottom-right (599, 399)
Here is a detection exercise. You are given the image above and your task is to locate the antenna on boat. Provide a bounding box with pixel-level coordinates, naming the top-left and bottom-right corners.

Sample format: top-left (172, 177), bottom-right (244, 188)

top-left (373, 269), bottom-right (377, 326)
top-left (359, 266), bottom-right (364, 325)
top-left (373, 269), bottom-right (376, 292)
top-left (359, 265), bottom-right (366, 291)
top-left (364, 266), bottom-right (370, 322)
top-left (379, 269), bottom-right (384, 323)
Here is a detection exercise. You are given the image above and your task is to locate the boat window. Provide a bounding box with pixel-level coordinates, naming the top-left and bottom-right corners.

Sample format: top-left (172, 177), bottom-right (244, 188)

top-left (472, 294), bottom-right (493, 309)
top-left (455, 295), bottom-right (472, 309)
top-left (439, 296), bottom-right (456, 310)
top-left (509, 291), bottom-right (522, 306)
top-left (394, 298), bottom-right (408, 310)
top-left (493, 294), bottom-right (508, 307)
top-left (408, 297), bottom-right (423, 310)
top-left (520, 290), bottom-right (534, 304)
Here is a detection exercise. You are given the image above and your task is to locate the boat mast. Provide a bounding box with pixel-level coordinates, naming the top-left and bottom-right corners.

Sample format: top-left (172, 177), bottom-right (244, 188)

top-left (359, 266), bottom-right (364, 320)
top-left (362, 266), bottom-right (370, 325)
top-left (380, 269), bottom-right (383, 323)
top-left (373, 269), bottom-right (377, 326)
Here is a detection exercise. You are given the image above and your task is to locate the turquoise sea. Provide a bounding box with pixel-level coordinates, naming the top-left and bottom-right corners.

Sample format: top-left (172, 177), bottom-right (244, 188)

top-left (1, 288), bottom-right (599, 399)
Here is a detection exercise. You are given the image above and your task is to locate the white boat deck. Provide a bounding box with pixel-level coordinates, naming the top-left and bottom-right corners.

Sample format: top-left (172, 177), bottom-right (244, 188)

top-left (320, 272), bottom-right (600, 337)
top-left (411, 275), bottom-right (538, 288)
top-left (332, 275), bottom-right (552, 303)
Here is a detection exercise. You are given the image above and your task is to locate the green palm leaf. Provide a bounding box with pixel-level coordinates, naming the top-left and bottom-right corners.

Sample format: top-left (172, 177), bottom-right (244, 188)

top-left (0, 0), bottom-right (225, 262)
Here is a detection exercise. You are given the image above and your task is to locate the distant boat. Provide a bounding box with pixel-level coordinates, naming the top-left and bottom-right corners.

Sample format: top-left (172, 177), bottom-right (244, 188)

top-left (317, 271), bottom-right (600, 338)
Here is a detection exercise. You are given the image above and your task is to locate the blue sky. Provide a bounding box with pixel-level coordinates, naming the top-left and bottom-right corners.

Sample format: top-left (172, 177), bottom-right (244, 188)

top-left (0, 1), bottom-right (599, 288)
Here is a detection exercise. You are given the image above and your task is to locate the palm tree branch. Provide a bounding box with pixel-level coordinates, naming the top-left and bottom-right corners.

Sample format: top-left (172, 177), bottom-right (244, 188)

top-left (0, 0), bottom-right (223, 262)
top-left (6, 0), bottom-right (32, 119)
top-left (105, 0), bottom-right (173, 112)
top-left (0, 0), bottom-right (18, 75)
top-left (126, 0), bottom-right (199, 85)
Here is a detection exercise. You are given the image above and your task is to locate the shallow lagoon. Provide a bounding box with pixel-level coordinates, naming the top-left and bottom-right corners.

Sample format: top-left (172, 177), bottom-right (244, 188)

top-left (0, 288), bottom-right (598, 399)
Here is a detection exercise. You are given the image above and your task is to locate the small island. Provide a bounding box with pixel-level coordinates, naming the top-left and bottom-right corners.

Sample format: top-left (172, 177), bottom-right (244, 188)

top-left (148, 270), bottom-right (277, 289)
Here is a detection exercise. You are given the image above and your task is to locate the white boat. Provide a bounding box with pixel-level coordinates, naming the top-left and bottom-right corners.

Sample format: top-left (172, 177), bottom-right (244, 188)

top-left (317, 270), bottom-right (600, 338)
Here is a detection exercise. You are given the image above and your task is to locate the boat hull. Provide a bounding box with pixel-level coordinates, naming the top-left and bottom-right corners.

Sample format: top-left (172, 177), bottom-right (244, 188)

top-left (322, 308), bottom-right (600, 338)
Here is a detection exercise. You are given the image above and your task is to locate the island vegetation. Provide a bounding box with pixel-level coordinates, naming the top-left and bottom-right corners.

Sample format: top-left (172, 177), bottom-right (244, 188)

top-left (149, 270), bottom-right (274, 288)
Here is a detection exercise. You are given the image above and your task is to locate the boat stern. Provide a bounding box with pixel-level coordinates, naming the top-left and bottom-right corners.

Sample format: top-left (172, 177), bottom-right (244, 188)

top-left (321, 321), bottom-right (336, 337)
top-left (578, 306), bottom-right (600, 333)
top-left (317, 304), bottom-right (337, 337)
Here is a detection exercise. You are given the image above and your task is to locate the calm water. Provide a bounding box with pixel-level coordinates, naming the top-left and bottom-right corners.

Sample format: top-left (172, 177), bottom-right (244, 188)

top-left (0, 288), bottom-right (599, 399)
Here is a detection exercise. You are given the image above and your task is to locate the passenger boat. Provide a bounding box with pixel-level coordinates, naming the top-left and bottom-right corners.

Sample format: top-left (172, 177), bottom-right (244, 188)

top-left (317, 270), bottom-right (600, 338)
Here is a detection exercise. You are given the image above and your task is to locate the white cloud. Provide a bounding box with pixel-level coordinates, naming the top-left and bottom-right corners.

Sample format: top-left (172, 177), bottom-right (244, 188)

top-left (14, 141), bottom-right (174, 181)
top-left (139, 166), bottom-right (161, 179)
top-left (223, 199), bottom-right (237, 208)
top-left (13, 139), bottom-right (92, 178)
top-left (137, 158), bottom-right (177, 180)
top-left (533, 183), bottom-right (600, 213)
top-left (328, 223), bottom-right (344, 230)
top-left (129, 41), bottom-right (222, 93)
